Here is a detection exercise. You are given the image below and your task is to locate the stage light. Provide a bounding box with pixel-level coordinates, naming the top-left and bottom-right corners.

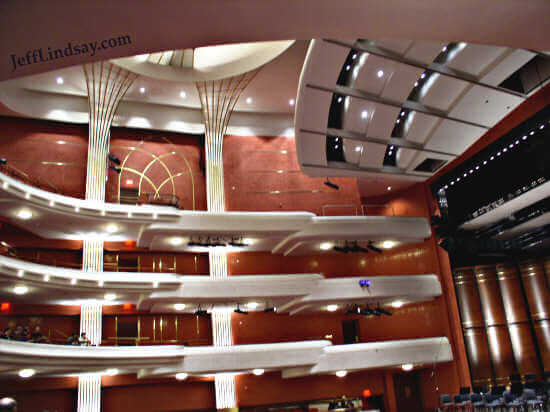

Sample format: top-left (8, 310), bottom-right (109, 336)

top-left (336, 370), bottom-right (347, 377)
top-left (170, 237), bottom-right (184, 246)
top-left (175, 373), bottom-right (188, 380)
top-left (252, 369), bottom-right (264, 376)
top-left (105, 224), bottom-right (118, 233)
top-left (18, 369), bottom-right (35, 378)
top-left (359, 279), bottom-right (371, 288)
top-left (324, 179), bottom-right (339, 190)
top-left (13, 286), bottom-right (28, 295)
top-left (320, 242), bottom-right (332, 250)
top-left (16, 209), bottom-right (33, 220)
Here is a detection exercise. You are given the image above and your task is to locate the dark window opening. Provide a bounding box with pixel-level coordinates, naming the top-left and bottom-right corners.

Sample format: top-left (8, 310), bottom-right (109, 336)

top-left (414, 158), bottom-right (447, 173)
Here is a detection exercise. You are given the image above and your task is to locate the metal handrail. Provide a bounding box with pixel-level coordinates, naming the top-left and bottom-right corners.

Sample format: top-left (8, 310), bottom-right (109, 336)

top-left (321, 204), bottom-right (358, 216)
top-left (361, 203), bottom-right (395, 216)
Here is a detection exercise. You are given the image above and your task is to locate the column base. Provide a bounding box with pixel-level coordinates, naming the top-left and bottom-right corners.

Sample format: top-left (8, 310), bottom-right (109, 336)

top-left (217, 408), bottom-right (238, 412)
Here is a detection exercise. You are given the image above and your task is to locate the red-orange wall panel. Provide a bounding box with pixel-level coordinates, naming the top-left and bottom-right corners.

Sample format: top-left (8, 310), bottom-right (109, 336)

top-left (0, 388), bottom-right (76, 412)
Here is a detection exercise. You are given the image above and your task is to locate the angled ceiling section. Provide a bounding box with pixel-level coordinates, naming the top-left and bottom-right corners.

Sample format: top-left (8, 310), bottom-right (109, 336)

top-left (295, 39), bottom-right (537, 196)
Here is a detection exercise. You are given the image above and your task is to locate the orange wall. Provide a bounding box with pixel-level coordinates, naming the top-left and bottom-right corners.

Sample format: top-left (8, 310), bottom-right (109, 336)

top-left (236, 370), bottom-right (386, 408)
top-left (0, 388), bottom-right (76, 412)
top-left (102, 381), bottom-right (215, 412)
top-left (224, 135), bottom-right (361, 214)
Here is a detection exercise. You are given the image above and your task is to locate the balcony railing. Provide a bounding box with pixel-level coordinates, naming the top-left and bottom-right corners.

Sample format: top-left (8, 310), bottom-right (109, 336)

top-left (322, 203), bottom-right (395, 216)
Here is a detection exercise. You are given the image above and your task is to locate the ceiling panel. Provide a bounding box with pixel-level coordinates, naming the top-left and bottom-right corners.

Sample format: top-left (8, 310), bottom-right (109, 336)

top-left (358, 142), bottom-right (387, 169)
top-left (367, 103), bottom-right (400, 138)
top-left (481, 49), bottom-right (535, 86)
top-left (307, 40), bottom-right (350, 88)
top-left (447, 44), bottom-right (508, 77)
top-left (353, 54), bottom-right (396, 96)
top-left (297, 132), bottom-right (327, 166)
top-left (404, 111), bottom-right (440, 144)
top-left (342, 97), bottom-right (374, 134)
top-left (449, 86), bottom-right (524, 127)
top-left (373, 39), bottom-right (414, 55)
top-left (424, 118), bottom-right (486, 155)
top-left (299, 87), bottom-right (332, 132)
top-left (396, 147), bottom-right (419, 169)
top-left (381, 64), bottom-right (424, 103)
top-left (405, 41), bottom-right (447, 65)
top-left (420, 74), bottom-right (469, 111)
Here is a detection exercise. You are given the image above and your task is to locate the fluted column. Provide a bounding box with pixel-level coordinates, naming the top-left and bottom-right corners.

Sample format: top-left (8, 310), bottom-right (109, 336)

top-left (196, 72), bottom-right (258, 411)
top-left (78, 62), bottom-right (136, 412)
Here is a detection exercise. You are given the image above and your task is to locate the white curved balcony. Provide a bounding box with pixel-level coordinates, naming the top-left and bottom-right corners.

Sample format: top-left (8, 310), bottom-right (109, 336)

top-left (0, 337), bottom-right (452, 379)
top-left (0, 171), bottom-right (431, 255)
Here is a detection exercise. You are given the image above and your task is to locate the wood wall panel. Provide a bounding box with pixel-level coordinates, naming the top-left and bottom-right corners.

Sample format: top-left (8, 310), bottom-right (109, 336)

top-left (519, 261), bottom-right (550, 321)
top-left (486, 325), bottom-right (517, 384)
top-left (497, 264), bottom-right (529, 324)
top-left (463, 328), bottom-right (492, 386)
top-left (454, 268), bottom-right (484, 328)
top-left (508, 323), bottom-right (541, 376)
top-left (475, 265), bottom-right (506, 326)
top-left (0, 388), bottom-right (77, 412)
top-left (534, 320), bottom-right (550, 371)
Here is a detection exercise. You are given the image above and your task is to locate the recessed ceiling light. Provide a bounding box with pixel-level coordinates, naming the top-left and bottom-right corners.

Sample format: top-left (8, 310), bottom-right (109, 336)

top-left (352, 53), bottom-right (357, 60)
top-left (377, 70), bottom-right (384, 78)
top-left (71, 278), bottom-right (77, 285)
top-left (43, 275), bottom-right (50, 282)
top-left (320, 242), bottom-right (332, 250)
top-left (361, 110), bottom-right (368, 119)
top-left (127, 212), bottom-right (132, 218)
top-left (391, 300), bottom-right (404, 308)
top-left (170, 237), bottom-right (184, 246)
top-left (175, 373), bottom-right (188, 381)
top-left (345, 65), bottom-right (351, 71)
top-left (414, 81), bottom-right (419, 87)
top-left (98, 280), bottom-right (104, 287)
top-left (246, 302), bottom-right (259, 309)
top-left (153, 281), bottom-right (159, 288)
top-left (2, 182), bottom-right (8, 189)
top-left (289, 99), bottom-right (295, 106)
top-left (337, 96), bottom-right (343, 103)
top-left (174, 303), bottom-right (186, 311)
top-left (336, 370), bottom-right (347, 378)
top-left (382, 240), bottom-right (396, 249)
top-left (17, 270), bottom-right (24, 278)
top-left (104, 293), bottom-right (116, 301)
top-left (18, 368), bottom-right (35, 378)
top-left (16, 209), bottom-right (33, 220)
top-left (242, 238), bottom-right (254, 245)
top-left (105, 368), bottom-right (118, 376)
top-left (246, 97), bottom-right (252, 104)
top-left (252, 369), bottom-right (264, 376)
top-left (180, 91), bottom-right (187, 99)
top-left (105, 224), bottom-right (118, 233)
top-left (401, 363), bottom-right (414, 371)
top-left (13, 286), bottom-right (28, 295)
top-left (74, 207), bottom-right (80, 212)
top-left (327, 304), bottom-right (338, 312)
top-left (49, 200), bottom-right (55, 207)
top-left (355, 146), bottom-right (362, 152)
top-left (56, 77), bottom-right (64, 85)
top-left (387, 186), bottom-right (392, 191)
top-left (139, 87), bottom-right (145, 94)
top-left (24, 193), bottom-right (30, 199)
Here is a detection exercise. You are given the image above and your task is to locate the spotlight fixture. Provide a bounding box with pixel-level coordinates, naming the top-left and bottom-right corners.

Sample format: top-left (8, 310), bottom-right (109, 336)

top-left (107, 154), bottom-right (121, 165)
top-left (324, 178), bottom-right (339, 190)
top-left (359, 305), bottom-right (374, 316)
top-left (366, 241), bottom-right (383, 254)
top-left (359, 279), bottom-right (371, 288)
top-left (234, 305), bottom-right (249, 315)
top-left (194, 307), bottom-right (209, 317)
top-left (18, 368), bottom-right (35, 378)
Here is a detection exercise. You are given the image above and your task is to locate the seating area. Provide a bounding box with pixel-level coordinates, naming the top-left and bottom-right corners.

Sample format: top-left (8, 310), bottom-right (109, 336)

top-left (440, 380), bottom-right (550, 411)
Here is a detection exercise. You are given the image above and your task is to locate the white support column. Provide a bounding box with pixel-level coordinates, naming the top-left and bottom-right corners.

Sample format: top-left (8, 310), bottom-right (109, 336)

top-left (78, 375), bottom-right (101, 412)
top-left (197, 73), bottom-right (259, 411)
top-left (77, 62), bottom-right (137, 412)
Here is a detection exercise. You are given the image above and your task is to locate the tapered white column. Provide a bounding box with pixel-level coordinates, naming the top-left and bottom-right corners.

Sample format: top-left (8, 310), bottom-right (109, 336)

top-left (78, 62), bottom-right (137, 412)
top-left (196, 72), bottom-right (258, 411)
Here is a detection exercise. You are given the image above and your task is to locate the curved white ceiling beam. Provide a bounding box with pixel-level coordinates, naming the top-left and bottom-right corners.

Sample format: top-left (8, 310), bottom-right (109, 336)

top-left (112, 41), bottom-right (294, 82)
top-left (2, 1), bottom-right (549, 81)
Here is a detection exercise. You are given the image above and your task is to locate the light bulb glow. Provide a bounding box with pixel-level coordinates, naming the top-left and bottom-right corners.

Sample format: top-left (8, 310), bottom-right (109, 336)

top-left (252, 369), bottom-right (264, 376)
top-left (320, 242), bottom-right (332, 250)
top-left (104, 293), bottom-right (116, 301)
top-left (174, 303), bottom-right (186, 311)
top-left (175, 373), bottom-right (188, 380)
top-left (170, 237), bottom-right (184, 246)
top-left (246, 302), bottom-right (259, 309)
top-left (336, 370), bottom-right (347, 377)
top-left (391, 300), bottom-right (404, 308)
top-left (327, 304), bottom-right (338, 312)
top-left (19, 369), bottom-right (35, 378)
top-left (105, 224), bottom-right (118, 233)
top-left (13, 286), bottom-right (28, 295)
top-left (377, 69), bottom-right (384, 78)
top-left (17, 209), bottom-right (33, 220)
top-left (401, 363), bottom-right (414, 371)
top-left (382, 240), bottom-right (396, 249)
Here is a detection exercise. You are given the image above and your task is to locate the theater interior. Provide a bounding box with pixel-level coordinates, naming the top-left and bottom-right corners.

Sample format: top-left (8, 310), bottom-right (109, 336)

top-left (0, 2), bottom-right (549, 411)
